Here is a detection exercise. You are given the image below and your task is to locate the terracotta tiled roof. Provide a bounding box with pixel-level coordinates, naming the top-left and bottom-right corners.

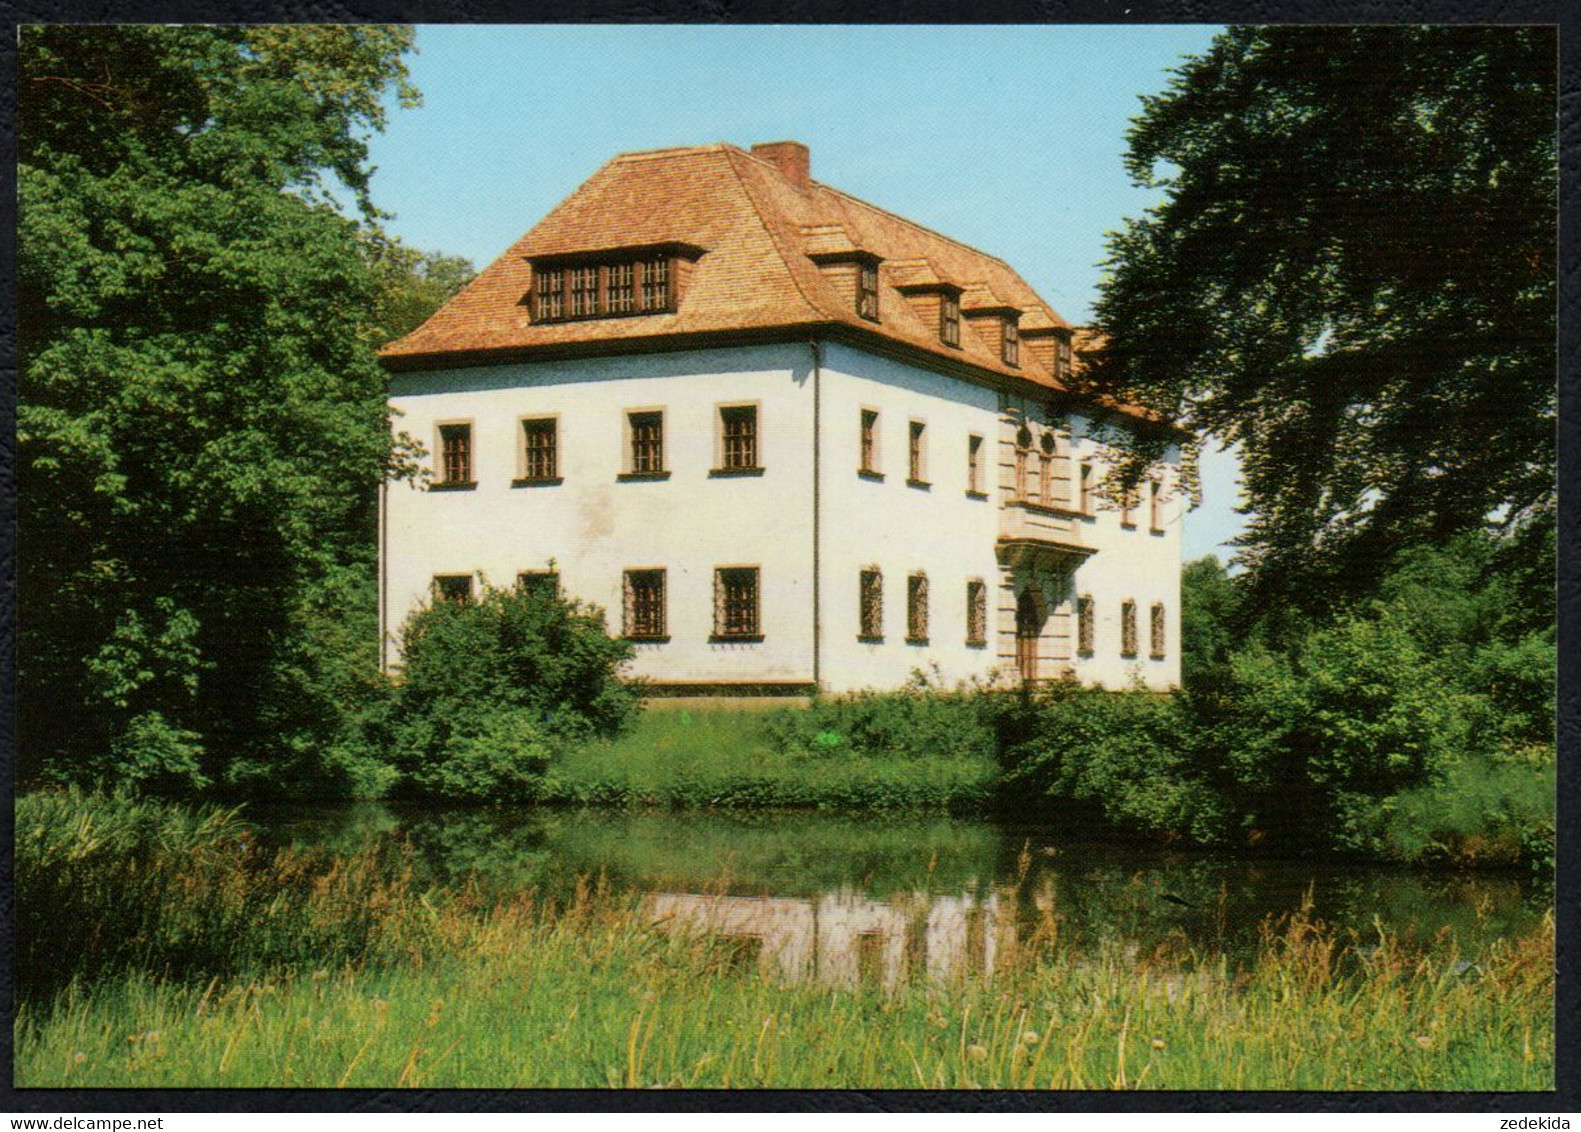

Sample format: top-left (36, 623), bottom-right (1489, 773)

top-left (381, 142), bottom-right (1168, 424)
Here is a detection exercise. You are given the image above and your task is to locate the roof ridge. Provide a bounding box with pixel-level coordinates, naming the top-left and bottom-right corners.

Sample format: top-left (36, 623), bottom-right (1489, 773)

top-left (721, 146), bottom-right (830, 322)
top-left (612, 143), bottom-right (729, 162)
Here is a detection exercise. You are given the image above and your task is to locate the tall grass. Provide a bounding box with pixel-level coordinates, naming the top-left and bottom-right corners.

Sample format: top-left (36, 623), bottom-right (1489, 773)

top-left (14, 788), bottom-right (458, 1002)
top-left (13, 895), bottom-right (1554, 1090)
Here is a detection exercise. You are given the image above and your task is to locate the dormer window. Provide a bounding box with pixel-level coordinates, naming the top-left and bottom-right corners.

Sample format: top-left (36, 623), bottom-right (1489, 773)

top-left (941, 293), bottom-right (961, 347)
top-left (1002, 319), bottom-right (1020, 367)
top-left (857, 262), bottom-right (880, 322)
top-left (529, 244), bottom-right (701, 324)
top-left (1055, 331), bottom-right (1074, 379)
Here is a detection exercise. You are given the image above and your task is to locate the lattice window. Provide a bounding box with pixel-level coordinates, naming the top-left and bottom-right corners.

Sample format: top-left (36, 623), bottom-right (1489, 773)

top-left (1038, 455), bottom-right (1053, 505)
top-left (433, 574), bottom-right (472, 605)
top-left (569, 265), bottom-right (600, 317)
top-left (521, 418), bottom-right (557, 480)
top-left (1056, 333), bottom-right (1073, 379)
top-left (860, 409), bottom-right (879, 474)
top-left (438, 423), bottom-right (472, 484)
top-left (1150, 602), bottom-right (1166, 659)
top-left (714, 568), bottom-right (761, 639)
top-left (1121, 599), bottom-right (1138, 658)
top-left (640, 257), bottom-right (670, 312)
top-left (908, 421), bottom-right (926, 483)
top-left (517, 571), bottom-right (559, 602)
top-left (857, 262), bottom-right (880, 321)
top-left (629, 411), bottom-right (664, 474)
top-left (606, 262), bottom-right (636, 314)
top-left (967, 434), bottom-right (983, 493)
top-left (1002, 319), bottom-right (1019, 366)
top-left (859, 568), bottom-right (883, 640)
top-left (623, 569), bottom-right (666, 639)
top-left (966, 580), bottom-right (987, 646)
top-left (1077, 594), bottom-right (1095, 655)
top-left (534, 268), bottom-right (564, 321)
top-left (906, 572), bottom-right (929, 643)
top-left (720, 406), bottom-right (758, 469)
top-left (941, 292), bottom-right (961, 347)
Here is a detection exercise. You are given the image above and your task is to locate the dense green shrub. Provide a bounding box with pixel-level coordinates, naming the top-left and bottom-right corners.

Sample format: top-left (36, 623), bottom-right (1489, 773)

top-left (765, 669), bottom-right (998, 761)
top-left (389, 580), bottom-right (639, 800)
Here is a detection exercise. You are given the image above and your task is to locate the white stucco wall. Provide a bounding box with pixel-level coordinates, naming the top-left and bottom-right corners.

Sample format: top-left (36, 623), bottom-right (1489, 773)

top-left (384, 343), bottom-right (817, 685)
top-left (1065, 415), bottom-right (1183, 691)
top-left (815, 344), bottom-right (1005, 692)
top-left (382, 340), bottom-right (1182, 693)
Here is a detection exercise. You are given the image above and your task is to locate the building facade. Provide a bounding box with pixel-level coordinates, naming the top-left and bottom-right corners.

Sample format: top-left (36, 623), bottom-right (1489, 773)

top-left (381, 141), bottom-right (1184, 693)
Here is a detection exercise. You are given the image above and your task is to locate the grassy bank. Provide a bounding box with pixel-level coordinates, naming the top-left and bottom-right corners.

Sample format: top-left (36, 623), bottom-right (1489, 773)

top-left (13, 790), bottom-right (1556, 1090)
top-left (14, 893), bottom-right (1554, 1090)
top-left (539, 707), bottom-right (997, 813)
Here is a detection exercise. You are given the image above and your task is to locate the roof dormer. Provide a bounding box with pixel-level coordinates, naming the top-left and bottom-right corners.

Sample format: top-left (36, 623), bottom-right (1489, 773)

top-left (1018, 308), bottom-right (1075, 381)
top-left (804, 225), bottom-right (882, 323)
top-left (526, 241), bottom-right (705, 324)
top-left (889, 259), bottom-right (965, 348)
top-left (961, 285), bottom-right (1022, 367)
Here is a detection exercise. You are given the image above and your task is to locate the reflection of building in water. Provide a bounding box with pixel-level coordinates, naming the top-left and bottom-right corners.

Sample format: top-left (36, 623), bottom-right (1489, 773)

top-left (648, 889), bottom-right (1011, 987)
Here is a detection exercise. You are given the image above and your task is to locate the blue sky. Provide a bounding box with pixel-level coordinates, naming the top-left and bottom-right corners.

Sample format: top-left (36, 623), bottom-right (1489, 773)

top-left (366, 24), bottom-right (1244, 560)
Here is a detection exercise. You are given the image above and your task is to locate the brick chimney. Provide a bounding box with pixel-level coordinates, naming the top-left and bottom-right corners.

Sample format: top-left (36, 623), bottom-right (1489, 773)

top-left (752, 141), bottom-right (810, 189)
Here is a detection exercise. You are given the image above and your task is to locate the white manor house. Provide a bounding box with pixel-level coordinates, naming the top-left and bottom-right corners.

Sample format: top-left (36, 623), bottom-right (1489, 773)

top-left (379, 141), bottom-right (1184, 694)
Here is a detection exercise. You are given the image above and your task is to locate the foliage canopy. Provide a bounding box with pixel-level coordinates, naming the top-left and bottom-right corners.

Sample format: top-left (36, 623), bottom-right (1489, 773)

top-left (17, 26), bottom-right (432, 790)
top-left (1090, 26), bottom-right (1557, 608)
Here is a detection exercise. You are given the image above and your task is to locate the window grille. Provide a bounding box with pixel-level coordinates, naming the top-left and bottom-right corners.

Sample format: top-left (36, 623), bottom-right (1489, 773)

top-left (433, 574), bottom-right (472, 605)
top-left (606, 262), bottom-right (636, 314)
top-left (1150, 602), bottom-right (1166, 659)
top-left (720, 406), bottom-right (758, 469)
top-left (623, 569), bottom-right (666, 639)
top-left (569, 265), bottom-right (600, 317)
top-left (906, 572), bottom-right (929, 643)
top-left (715, 568), bottom-right (760, 639)
top-left (439, 423), bottom-right (472, 484)
top-left (629, 412), bottom-right (664, 474)
top-left (1077, 594), bottom-right (1095, 655)
top-left (1079, 463), bottom-right (1094, 513)
top-left (1121, 599), bottom-right (1138, 658)
top-left (534, 268), bottom-right (564, 321)
top-left (521, 419), bottom-right (557, 480)
top-left (857, 262), bottom-right (880, 321)
top-left (517, 571), bottom-right (559, 602)
top-left (941, 293), bottom-right (961, 346)
top-left (966, 580), bottom-right (987, 646)
top-left (859, 568), bottom-right (883, 640)
top-left (532, 256), bottom-right (675, 322)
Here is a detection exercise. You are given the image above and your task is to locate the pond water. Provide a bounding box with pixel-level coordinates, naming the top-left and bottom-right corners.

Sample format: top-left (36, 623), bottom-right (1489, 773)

top-left (248, 805), bottom-right (1545, 986)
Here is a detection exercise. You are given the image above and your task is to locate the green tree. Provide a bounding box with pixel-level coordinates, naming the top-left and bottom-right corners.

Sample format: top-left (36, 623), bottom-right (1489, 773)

top-left (18, 26), bottom-right (423, 791)
top-left (1178, 555), bottom-right (1241, 692)
top-left (1090, 26), bottom-right (1556, 611)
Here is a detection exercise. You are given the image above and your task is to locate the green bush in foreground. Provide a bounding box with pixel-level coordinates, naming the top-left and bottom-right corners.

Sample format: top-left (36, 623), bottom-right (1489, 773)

top-left (389, 580), bottom-right (640, 800)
